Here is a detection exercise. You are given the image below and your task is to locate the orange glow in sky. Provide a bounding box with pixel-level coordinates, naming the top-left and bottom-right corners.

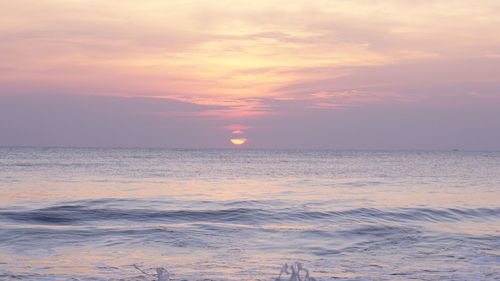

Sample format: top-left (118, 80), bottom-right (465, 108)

top-left (230, 138), bottom-right (247, 145)
top-left (1, 0), bottom-right (500, 149)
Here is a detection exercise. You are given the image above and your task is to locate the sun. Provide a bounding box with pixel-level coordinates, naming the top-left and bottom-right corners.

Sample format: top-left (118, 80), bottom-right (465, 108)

top-left (230, 138), bottom-right (247, 145)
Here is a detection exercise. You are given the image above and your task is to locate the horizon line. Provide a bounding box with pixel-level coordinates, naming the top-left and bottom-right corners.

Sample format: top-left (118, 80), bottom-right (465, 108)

top-left (0, 145), bottom-right (498, 153)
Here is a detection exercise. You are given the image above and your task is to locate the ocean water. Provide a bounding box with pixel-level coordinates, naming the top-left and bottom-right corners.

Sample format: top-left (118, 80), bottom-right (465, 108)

top-left (0, 147), bottom-right (499, 281)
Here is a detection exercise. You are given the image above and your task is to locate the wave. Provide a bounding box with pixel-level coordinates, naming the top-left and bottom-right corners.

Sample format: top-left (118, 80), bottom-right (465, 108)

top-left (1, 204), bottom-right (499, 226)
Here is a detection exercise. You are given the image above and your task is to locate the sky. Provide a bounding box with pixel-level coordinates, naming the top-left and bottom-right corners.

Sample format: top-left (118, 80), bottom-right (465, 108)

top-left (1, 0), bottom-right (499, 149)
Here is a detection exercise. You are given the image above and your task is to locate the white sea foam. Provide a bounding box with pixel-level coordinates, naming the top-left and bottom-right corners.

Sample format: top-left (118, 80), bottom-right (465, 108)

top-left (132, 262), bottom-right (315, 281)
top-left (133, 264), bottom-right (170, 281)
top-left (276, 262), bottom-right (315, 281)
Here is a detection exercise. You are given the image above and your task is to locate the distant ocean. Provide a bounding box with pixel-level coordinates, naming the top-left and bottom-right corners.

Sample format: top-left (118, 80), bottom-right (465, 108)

top-left (0, 147), bottom-right (499, 280)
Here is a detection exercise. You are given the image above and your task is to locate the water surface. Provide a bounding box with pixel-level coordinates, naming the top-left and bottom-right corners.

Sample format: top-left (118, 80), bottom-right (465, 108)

top-left (0, 148), bottom-right (499, 280)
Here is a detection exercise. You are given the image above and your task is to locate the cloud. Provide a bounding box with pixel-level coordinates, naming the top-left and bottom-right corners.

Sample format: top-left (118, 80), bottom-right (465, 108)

top-left (2, 0), bottom-right (499, 105)
top-left (0, 94), bottom-right (227, 148)
top-left (1, 0), bottom-right (500, 149)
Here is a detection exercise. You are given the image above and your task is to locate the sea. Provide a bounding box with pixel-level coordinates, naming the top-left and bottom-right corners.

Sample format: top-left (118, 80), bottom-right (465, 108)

top-left (0, 147), bottom-right (499, 281)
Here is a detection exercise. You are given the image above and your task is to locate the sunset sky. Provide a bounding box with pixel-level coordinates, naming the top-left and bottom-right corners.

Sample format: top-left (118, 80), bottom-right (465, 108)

top-left (1, 0), bottom-right (499, 149)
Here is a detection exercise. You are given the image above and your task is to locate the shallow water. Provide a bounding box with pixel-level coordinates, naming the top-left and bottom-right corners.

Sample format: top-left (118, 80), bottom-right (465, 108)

top-left (0, 148), bottom-right (499, 280)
